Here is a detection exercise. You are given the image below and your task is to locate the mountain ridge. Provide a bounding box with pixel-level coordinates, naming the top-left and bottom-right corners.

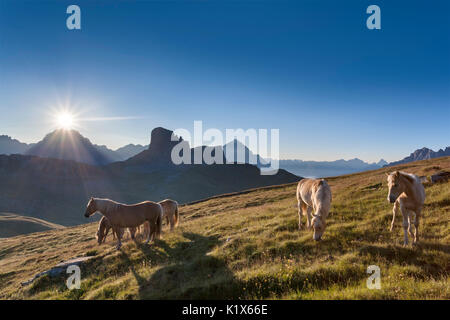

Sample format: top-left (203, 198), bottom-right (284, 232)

top-left (386, 146), bottom-right (450, 167)
top-left (0, 127), bottom-right (299, 227)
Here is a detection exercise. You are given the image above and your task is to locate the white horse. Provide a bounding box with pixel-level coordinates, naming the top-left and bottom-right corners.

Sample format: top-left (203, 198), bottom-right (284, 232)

top-left (296, 178), bottom-right (332, 241)
top-left (386, 171), bottom-right (425, 245)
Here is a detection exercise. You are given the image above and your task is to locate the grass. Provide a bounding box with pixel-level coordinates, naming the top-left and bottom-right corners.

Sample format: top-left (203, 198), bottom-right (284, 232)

top-left (0, 157), bottom-right (449, 299)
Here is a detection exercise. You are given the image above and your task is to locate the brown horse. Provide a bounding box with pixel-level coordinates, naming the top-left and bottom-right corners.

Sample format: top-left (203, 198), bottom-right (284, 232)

top-left (296, 178), bottom-right (332, 241)
top-left (386, 171), bottom-right (425, 245)
top-left (85, 197), bottom-right (162, 249)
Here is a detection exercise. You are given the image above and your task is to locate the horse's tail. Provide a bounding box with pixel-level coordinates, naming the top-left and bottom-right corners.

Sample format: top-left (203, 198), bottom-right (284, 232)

top-left (173, 206), bottom-right (179, 228)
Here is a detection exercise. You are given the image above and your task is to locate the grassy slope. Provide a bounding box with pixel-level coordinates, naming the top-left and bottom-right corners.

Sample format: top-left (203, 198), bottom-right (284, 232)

top-left (0, 213), bottom-right (64, 238)
top-left (0, 157), bottom-right (448, 299)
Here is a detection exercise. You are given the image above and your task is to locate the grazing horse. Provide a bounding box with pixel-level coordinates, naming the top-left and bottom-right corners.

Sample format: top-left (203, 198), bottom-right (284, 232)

top-left (296, 178), bottom-right (332, 241)
top-left (96, 216), bottom-right (113, 244)
top-left (386, 171), bottom-right (425, 245)
top-left (96, 216), bottom-right (138, 245)
top-left (84, 197), bottom-right (163, 250)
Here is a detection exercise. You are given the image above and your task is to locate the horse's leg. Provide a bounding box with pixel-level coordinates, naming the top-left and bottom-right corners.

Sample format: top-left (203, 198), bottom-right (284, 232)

top-left (297, 200), bottom-right (304, 230)
top-left (129, 227), bottom-right (137, 242)
top-left (114, 226), bottom-right (122, 250)
top-left (103, 227), bottom-right (109, 243)
top-left (170, 214), bottom-right (175, 231)
top-left (413, 208), bottom-right (421, 244)
top-left (390, 201), bottom-right (399, 232)
top-left (151, 221), bottom-right (157, 241)
top-left (145, 221), bottom-right (152, 244)
top-left (399, 200), bottom-right (409, 245)
top-left (143, 221), bottom-right (150, 240)
top-left (407, 211), bottom-right (415, 238)
top-left (306, 206), bottom-right (313, 229)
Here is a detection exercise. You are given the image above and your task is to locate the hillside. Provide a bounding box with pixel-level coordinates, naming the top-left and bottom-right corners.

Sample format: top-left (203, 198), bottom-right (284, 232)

top-left (0, 213), bottom-right (64, 238)
top-left (0, 157), bottom-right (448, 299)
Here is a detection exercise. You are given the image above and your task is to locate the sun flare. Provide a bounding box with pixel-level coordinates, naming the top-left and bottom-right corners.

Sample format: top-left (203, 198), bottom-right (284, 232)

top-left (55, 112), bottom-right (75, 130)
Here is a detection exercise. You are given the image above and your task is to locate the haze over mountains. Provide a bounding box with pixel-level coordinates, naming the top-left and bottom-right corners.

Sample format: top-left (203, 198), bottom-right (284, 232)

top-left (279, 158), bottom-right (388, 178)
top-left (0, 127), bottom-right (298, 227)
top-left (0, 135), bottom-right (34, 155)
top-left (0, 131), bottom-right (148, 164)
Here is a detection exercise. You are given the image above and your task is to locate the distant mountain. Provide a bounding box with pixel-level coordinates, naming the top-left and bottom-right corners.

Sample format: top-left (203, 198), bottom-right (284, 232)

top-left (0, 127), bottom-right (299, 226)
top-left (278, 158), bottom-right (387, 178)
top-left (221, 139), bottom-right (387, 177)
top-left (386, 147), bottom-right (450, 167)
top-left (25, 129), bottom-right (118, 166)
top-left (93, 144), bottom-right (124, 163)
top-left (0, 135), bottom-right (32, 155)
top-left (115, 144), bottom-right (148, 160)
top-left (223, 139), bottom-right (269, 166)
top-left (123, 127), bottom-right (183, 167)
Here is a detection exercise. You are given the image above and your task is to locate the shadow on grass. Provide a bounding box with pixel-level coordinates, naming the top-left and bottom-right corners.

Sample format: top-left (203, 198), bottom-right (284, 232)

top-left (123, 232), bottom-right (242, 299)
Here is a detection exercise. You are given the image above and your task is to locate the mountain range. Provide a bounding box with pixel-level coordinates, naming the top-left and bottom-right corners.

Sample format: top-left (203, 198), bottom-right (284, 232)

top-left (386, 147), bottom-right (450, 167)
top-left (0, 135), bottom-right (34, 155)
top-left (1, 131), bottom-right (448, 178)
top-left (278, 158), bottom-right (388, 178)
top-left (0, 132), bottom-right (148, 165)
top-left (0, 127), bottom-right (298, 226)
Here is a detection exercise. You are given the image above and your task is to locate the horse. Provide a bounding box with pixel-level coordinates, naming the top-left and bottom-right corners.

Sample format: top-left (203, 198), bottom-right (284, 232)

top-left (296, 178), bottom-right (332, 241)
top-left (386, 171), bottom-right (425, 245)
top-left (85, 197), bottom-right (163, 250)
top-left (95, 216), bottom-right (133, 245)
top-left (142, 199), bottom-right (179, 239)
top-left (159, 199), bottom-right (179, 230)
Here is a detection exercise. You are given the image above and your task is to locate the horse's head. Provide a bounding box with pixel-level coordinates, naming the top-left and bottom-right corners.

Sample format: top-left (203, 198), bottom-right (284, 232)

top-left (84, 197), bottom-right (97, 218)
top-left (96, 217), bottom-right (107, 244)
top-left (95, 227), bottom-right (103, 244)
top-left (386, 171), bottom-right (403, 203)
top-left (311, 215), bottom-right (326, 241)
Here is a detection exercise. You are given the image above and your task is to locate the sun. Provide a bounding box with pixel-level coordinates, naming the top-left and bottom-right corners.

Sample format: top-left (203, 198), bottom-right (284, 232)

top-left (56, 112), bottom-right (75, 130)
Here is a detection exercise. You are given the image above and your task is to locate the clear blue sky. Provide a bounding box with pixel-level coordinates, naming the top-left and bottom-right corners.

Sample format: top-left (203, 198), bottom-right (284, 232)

top-left (0, 0), bottom-right (448, 162)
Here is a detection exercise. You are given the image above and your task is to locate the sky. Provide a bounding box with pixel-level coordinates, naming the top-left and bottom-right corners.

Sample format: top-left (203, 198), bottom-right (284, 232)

top-left (0, 0), bottom-right (449, 162)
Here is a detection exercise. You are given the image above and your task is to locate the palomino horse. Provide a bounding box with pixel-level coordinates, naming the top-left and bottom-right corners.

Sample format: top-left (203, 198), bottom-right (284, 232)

top-left (143, 199), bottom-right (179, 238)
top-left (96, 216), bottom-right (135, 245)
top-left (85, 197), bottom-right (163, 249)
top-left (159, 199), bottom-right (179, 230)
top-left (296, 178), bottom-right (332, 241)
top-left (386, 171), bottom-right (425, 245)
